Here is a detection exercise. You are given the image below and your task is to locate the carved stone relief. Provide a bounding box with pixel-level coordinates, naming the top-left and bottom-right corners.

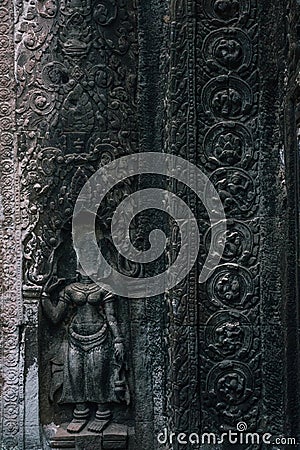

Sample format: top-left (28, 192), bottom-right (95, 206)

top-left (195, 0), bottom-right (262, 435)
top-left (0, 0), bottom-right (296, 448)
top-left (14, 0), bottom-right (138, 447)
top-left (0, 1), bottom-right (23, 449)
top-left (42, 274), bottom-right (128, 432)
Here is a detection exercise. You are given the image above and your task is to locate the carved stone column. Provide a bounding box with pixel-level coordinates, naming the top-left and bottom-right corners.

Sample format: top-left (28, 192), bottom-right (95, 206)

top-left (0, 0), bottom-right (23, 449)
top-left (284, 0), bottom-right (300, 442)
top-left (163, 0), bottom-right (292, 448)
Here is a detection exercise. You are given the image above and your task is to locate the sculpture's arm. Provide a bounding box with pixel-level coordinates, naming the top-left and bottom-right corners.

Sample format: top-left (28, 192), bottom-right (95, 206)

top-left (41, 290), bottom-right (70, 325)
top-left (104, 294), bottom-right (125, 361)
top-left (104, 295), bottom-right (123, 342)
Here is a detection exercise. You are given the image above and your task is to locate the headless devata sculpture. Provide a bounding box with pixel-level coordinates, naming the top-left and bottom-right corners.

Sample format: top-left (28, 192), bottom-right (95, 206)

top-left (42, 272), bottom-right (127, 434)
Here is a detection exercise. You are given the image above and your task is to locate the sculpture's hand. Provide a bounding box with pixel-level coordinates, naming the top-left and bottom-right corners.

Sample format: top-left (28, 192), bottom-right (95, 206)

top-left (114, 342), bottom-right (125, 362)
top-left (40, 292), bottom-right (68, 324)
top-left (41, 293), bottom-right (50, 310)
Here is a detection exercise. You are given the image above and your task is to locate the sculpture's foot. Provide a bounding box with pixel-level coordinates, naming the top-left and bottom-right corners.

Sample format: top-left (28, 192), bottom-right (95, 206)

top-left (67, 418), bottom-right (88, 433)
top-left (87, 418), bottom-right (110, 433)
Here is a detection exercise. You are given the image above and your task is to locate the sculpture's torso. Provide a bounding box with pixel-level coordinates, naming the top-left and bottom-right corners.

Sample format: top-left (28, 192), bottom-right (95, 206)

top-left (65, 282), bottom-right (107, 336)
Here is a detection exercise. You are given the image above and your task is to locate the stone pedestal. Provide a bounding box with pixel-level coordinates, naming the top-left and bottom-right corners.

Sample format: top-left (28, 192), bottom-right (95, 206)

top-left (103, 424), bottom-right (129, 449)
top-left (48, 423), bottom-right (128, 450)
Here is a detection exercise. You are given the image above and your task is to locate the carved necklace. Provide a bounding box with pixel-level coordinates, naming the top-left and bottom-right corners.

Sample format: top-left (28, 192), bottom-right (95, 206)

top-left (72, 283), bottom-right (101, 293)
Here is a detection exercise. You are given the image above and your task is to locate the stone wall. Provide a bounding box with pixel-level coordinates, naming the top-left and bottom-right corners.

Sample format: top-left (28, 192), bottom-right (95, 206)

top-left (0, 0), bottom-right (299, 449)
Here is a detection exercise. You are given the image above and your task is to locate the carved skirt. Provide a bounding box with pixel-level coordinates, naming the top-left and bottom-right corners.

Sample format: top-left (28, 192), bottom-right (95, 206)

top-left (59, 324), bottom-right (117, 404)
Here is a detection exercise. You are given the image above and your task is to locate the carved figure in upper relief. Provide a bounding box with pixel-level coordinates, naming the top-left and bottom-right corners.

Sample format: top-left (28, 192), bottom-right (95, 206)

top-left (61, 85), bottom-right (95, 132)
top-left (42, 272), bottom-right (128, 434)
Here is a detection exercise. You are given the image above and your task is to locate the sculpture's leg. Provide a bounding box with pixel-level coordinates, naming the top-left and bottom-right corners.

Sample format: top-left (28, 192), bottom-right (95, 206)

top-left (67, 403), bottom-right (89, 433)
top-left (87, 403), bottom-right (112, 433)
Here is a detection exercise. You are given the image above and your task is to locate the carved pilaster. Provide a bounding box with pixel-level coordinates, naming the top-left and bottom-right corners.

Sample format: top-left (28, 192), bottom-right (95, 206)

top-left (0, 1), bottom-right (23, 449)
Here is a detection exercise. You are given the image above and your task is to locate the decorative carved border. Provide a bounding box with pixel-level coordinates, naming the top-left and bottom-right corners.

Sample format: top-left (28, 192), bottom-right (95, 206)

top-left (0, 1), bottom-right (23, 449)
top-left (196, 0), bottom-right (262, 433)
top-left (165, 0), bottom-right (199, 444)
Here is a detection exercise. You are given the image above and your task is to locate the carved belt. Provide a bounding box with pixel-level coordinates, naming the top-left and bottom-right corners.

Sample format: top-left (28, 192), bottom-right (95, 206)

top-left (68, 324), bottom-right (108, 351)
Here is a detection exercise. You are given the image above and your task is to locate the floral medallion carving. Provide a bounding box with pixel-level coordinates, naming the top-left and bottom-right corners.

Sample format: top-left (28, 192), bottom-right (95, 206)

top-left (205, 311), bottom-right (253, 359)
top-left (203, 28), bottom-right (252, 72)
top-left (202, 76), bottom-right (253, 119)
top-left (206, 264), bottom-right (258, 309)
top-left (202, 121), bottom-right (255, 168)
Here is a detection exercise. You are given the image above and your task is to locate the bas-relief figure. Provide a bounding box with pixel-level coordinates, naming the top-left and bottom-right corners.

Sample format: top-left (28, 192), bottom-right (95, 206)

top-left (42, 267), bottom-right (128, 435)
